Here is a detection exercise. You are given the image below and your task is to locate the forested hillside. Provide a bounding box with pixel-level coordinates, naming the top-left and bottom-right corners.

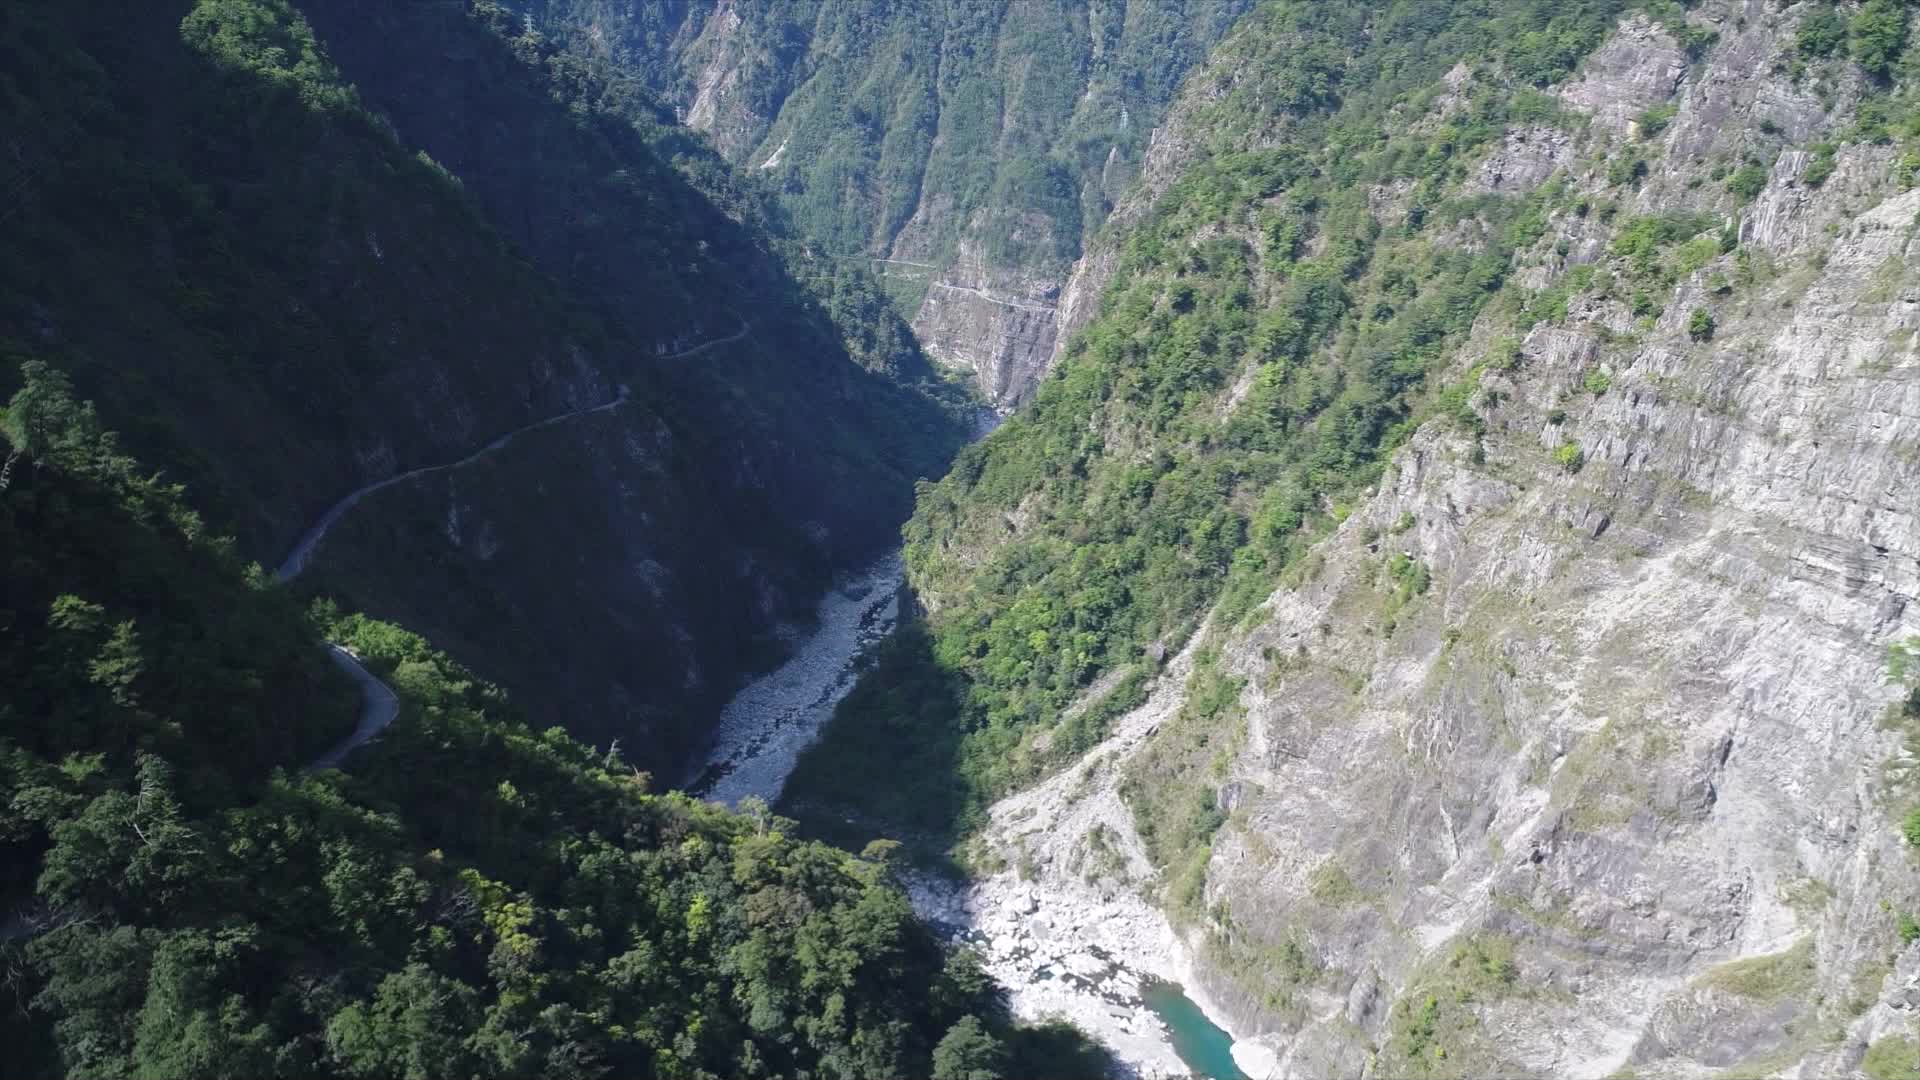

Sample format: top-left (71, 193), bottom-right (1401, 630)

top-left (0, 369), bottom-right (1101, 1079)
top-left (22, 0), bottom-right (1920, 1075)
top-left (0, 0), bottom-right (969, 772)
top-left (789, 0), bottom-right (1652, 845)
top-left (784, 0), bottom-right (1920, 1075)
top-left (515, 0), bottom-right (1254, 405)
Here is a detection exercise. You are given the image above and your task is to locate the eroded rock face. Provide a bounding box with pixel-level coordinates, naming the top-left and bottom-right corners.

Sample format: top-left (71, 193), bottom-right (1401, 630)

top-left (966, 6), bottom-right (1920, 1076)
top-left (1559, 14), bottom-right (1691, 136)
top-left (904, 213), bottom-right (1067, 408)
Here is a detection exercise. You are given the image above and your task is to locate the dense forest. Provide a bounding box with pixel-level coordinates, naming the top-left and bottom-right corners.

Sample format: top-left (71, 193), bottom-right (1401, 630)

top-left (21, 0), bottom-right (1920, 1075)
top-left (0, 0), bottom-right (1105, 1075)
top-left (0, 0), bottom-right (972, 773)
top-left (0, 366), bottom-right (1104, 1077)
top-left (767, 0), bottom-right (1920, 1073)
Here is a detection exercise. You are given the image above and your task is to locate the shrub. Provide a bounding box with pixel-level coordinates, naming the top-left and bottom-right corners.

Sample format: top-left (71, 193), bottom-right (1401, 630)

top-left (1897, 151), bottom-right (1920, 189)
top-left (1804, 143), bottom-right (1838, 187)
top-left (1611, 212), bottom-right (1718, 267)
top-left (1636, 102), bottom-right (1678, 139)
top-left (1695, 939), bottom-right (1815, 1000)
top-left (1851, 0), bottom-right (1910, 79)
top-left (1489, 335), bottom-right (1523, 371)
top-left (1797, 7), bottom-right (1846, 58)
top-left (1865, 1036), bottom-right (1920, 1080)
top-left (1688, 307), bottom-right (1716, 341)
top-left (1674, 234), bottom-right (1723, 275)
top-left (1727, 161), bottom-right (1769, 201)
top-left (1553, 441), bottom-right (1586, 473)
top-left (1609, 152), bottom-right (1650, 187)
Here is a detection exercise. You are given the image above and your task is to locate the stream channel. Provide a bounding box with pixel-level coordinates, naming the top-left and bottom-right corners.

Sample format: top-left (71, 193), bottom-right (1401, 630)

top-left (684, 415), bottom-right (1248, 1079)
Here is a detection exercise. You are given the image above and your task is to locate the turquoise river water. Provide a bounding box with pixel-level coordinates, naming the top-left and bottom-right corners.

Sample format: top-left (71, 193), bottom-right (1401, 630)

top-left (1140, 980), bottom-right (1248, 1080)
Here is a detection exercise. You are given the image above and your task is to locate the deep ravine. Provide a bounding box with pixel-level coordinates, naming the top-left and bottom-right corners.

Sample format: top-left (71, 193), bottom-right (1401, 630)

top-left (688, 498), bottom-right (1261, 1080)
top-left (683, 550), bottom-right (907, 805)
top-left (905, 636), bottom-right (1276, 1080)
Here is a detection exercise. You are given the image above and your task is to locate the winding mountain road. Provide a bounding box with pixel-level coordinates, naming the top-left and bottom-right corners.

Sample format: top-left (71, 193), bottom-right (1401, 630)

top-left (0, 324), bottom-right (760, 944)
top-left (649, 314), bottom-right (752, 361)
top-left (274, 384), bottom-right (633, 581)
top-left (282, 314), bottom-right (751, 771)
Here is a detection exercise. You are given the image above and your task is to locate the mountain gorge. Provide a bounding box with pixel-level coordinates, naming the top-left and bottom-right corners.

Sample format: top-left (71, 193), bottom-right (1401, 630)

top-left (11, 0), bottom-right (1920, 1078)
top-left (517, 0), bottom-right (1253, 407)
top-left (783, 1), bottom-right (1920, 1076)
top-left (1, 0), bottom-right (969, 774)
top-left (0, 1), bottom-right (1022, 1076)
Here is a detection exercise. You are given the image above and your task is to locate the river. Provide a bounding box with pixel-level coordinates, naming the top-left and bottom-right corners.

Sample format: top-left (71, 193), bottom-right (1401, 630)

top-left (686, 552), bottom-right (1260, 1079)
top-left (1142, 981), bottom-right (1250, 1080)
top-left (681, 414), bottom-right (1259, 1079)
top-left (682, 550), bottom-right (905, 805)
top-left (685, 405), bottom-right (997, 804)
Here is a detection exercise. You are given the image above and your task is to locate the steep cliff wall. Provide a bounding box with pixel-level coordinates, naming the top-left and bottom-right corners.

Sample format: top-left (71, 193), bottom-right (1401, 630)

top-left (768, 0), bottom-right (1920, 1073)
top-left (955, 4), bottom-right (1920, 1075)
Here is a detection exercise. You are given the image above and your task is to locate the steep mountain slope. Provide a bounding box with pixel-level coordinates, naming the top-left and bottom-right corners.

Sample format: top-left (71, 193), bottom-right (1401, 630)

top-left (0, 0), bottom-right (968, 772)
top-left (0, 368), bottom-right (1090, 1080)
top-left (512, 0), bottom-right (1254, 407)
top-left (796, 0), bottom-right (1920, 1075)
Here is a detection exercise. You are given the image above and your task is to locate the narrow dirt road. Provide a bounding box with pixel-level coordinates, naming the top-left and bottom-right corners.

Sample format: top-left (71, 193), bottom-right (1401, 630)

top-left (280, 312), bottom-right (751, 771)
top-left (275, 384), bottom-right (633, 581)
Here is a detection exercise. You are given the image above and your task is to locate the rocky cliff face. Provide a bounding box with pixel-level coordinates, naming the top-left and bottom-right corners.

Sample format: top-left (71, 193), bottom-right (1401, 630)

top-left (522, 0), bottom-right (1253, 408)
top-left (952, 6), bottom-right (1920, 1076)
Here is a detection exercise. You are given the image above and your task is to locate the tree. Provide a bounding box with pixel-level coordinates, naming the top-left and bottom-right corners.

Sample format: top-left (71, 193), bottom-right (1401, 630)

top-left (1725, 162), bottom-right (1768, 202)
top-left (131, 928), bottom-right (299, 1079)
top-left (2, 361), bottom-right (103, 474)
top-left (29, 924), bottom-right (153, 1076)
top-left (37, 756), bottom-right (209, 917)
top-left (1798, 8), bottom-right (1847, 58)
top-left (931, 1015), bottom-right (1007, 1080)
top-left (325, 965), bottom-right (483, 1080)
top-left (1851, 0), bottom-right (1910, 78)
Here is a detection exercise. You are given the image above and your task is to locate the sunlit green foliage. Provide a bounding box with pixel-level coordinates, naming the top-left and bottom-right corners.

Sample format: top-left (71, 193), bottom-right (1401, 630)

top-left (532, 0), bottom-right (1252, 282)
top-left (1799, 6), bottom-right (1848, 58)
top-left (788, 0), bottom-right (1640, 851)
top-left (1120, 649), bottom-right (1246, 919)
top-left (1865, 1035), bottom-right (1920, 1080)
top-left (1804, 142), bottom-right (1840, 186)
top-left (1852, 0), bottom-right (1913, 79)
top-left (1727, 161), bottom-right (1771, 201)
top-left (0, 375), bottom-right (1092, 1079)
